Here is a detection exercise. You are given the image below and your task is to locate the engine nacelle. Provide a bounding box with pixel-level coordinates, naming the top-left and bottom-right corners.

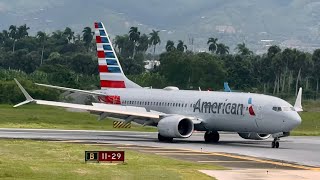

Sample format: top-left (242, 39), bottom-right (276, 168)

top-left (157, 116), bottom-right (194, 138)
top-left (238, 133), bottom-right (271, 140)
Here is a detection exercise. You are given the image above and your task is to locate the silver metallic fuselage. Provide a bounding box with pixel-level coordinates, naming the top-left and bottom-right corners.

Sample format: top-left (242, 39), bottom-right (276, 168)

top-left (98, 88), bottom-right (301, 134)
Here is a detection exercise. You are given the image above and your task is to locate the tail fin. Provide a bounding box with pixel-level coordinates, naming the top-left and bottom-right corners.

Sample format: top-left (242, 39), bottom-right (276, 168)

top-left (94, 22), bottom-right (141, 89)
top-left (224, 82), bottom-right (231, 92)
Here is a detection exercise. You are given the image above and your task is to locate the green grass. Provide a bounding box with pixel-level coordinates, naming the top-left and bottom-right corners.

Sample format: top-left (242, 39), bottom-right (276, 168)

top-left (291, 100), bottom-right (320, 136)
top-left (0, 104), bottom-right (156, 131)
top-left (0, 139), bottom-right (222, 180)
top-left (292, 112), bottom-right (320, 136)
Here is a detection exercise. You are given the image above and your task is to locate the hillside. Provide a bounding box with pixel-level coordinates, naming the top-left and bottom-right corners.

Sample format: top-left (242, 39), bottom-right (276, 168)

top-left (0, 0), bottom-right (319, 52)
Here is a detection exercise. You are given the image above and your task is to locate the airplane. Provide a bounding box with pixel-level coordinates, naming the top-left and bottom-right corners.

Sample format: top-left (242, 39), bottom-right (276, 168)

top-left (224, 82), bottom-right (231, 92)
top-left (14, 22), bottom-right (303, 148)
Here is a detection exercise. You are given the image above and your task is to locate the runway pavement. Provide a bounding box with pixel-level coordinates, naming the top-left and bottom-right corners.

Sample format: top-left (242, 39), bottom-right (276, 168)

top-left (0, 128), bottom-right (319, 168)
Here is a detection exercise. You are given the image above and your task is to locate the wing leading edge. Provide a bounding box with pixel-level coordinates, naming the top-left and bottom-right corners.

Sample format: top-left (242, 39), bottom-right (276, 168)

top-left (14, 79), bottom-right (161, 119)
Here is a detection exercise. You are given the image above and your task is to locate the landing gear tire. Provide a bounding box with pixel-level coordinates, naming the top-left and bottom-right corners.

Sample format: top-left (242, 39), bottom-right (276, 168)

top-left (158, 133), bottom-right (173, 142)
top-left (204, 131), bottom-right (220, 143)
top-left (271, 138), bottom-right (280, 148)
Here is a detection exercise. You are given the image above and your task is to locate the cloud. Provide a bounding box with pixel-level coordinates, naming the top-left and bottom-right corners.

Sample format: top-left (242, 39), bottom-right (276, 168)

top-left (0, 2), bottom-right (9, 13)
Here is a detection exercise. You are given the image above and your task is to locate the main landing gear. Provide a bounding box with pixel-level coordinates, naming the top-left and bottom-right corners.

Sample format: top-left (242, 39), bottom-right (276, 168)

top-left (204, 131), bottom-right (220, 143)
top-left (271, 138), bottom-right (280, 148)
top-left (158, 133), bottom-right (173, 142)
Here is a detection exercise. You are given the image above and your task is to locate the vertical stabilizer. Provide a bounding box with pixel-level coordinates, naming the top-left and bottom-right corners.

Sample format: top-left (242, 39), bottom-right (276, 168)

top-left (94, 22), bottom-right (141, 89)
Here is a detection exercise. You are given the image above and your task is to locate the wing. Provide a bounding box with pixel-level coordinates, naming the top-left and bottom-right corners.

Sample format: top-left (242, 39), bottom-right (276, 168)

top-left (14, 79), bottom-right (202, 126)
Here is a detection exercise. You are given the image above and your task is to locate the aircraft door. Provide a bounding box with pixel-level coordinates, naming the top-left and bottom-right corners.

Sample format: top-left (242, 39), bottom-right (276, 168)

top-left (254, 105), bottom-right (264, 130)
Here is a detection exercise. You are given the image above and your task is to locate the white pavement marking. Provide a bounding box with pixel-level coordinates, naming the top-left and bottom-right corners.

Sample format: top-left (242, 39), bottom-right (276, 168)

top-left (199, 169), bottom-right (320, 180)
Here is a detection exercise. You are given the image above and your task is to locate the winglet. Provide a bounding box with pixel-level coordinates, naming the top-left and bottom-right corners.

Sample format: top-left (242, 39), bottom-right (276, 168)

top-left (13, 78), bottom-right (34, 107)
top-left (294, 87), bottom-right (303, 112)
top-left (224, 82), bottom-right (231, 92)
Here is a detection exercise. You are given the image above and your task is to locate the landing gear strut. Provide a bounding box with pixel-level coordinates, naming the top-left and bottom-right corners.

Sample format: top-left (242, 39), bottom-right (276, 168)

top-left (271, 138), bottom-right (280, 148)
top-left (204, 131), bottom-right (220, 143)
top-left (158, 133), bottom-right (173, 142)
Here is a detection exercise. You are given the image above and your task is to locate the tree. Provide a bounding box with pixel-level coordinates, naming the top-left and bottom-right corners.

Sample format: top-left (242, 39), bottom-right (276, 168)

top-left (36, 31), bottom-right (48, 65)
top-left (149, 30), bottom-right (161, 60)
top-left (9, 25), bottom-right (18, 52)
top-left (82, 27), bottom-right (94, 52)
top-left (165, 40), bottom-right (175, 52)
top-left (313, 49), bottom-right (320, 98)
top-left (216, 43), bottom-right (229, 55)
top-left (207, 37), bottom-right (218, 54)
top-left (114, 35), bottom-right (126, 54)
top-left (129, 27), bottom-right (140, 58)
top-left (137, 33), bottom-right (149, 53)
top-left (177, 40), bottom-right (187, 52)
top-left (64, 27), bottom-right (74, 43)
top-left (236, 43), bottom-right (253, 56)
top-left (17, 24), bottom-right (30, 39)
top-left (114, 35), bottom-right (133, 58)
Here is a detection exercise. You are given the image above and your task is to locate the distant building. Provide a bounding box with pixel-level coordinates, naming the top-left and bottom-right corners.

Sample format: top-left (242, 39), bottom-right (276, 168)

top-left (144, 60), bottom-right (160, 71)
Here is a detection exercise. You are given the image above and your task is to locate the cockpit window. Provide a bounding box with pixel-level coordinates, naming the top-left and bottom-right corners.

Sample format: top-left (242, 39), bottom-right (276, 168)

top-left (273, 106), bottom-right (295, 112)
top-left (272, 107), bottom-right (282, 112)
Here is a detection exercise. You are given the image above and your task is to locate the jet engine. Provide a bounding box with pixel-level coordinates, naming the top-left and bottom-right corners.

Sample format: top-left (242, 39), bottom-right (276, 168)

top-left (157, 116), bottom-right (194, 138)
top-left (238, 133), bottom-right (271, 140)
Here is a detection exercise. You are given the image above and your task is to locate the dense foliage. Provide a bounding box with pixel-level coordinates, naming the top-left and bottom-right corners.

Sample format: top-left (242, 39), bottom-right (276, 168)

top-left (0, 24), bottom-right (319, 103)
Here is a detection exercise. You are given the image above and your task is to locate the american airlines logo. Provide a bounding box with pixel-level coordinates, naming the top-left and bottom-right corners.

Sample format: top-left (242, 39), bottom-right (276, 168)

top-left (193, 99), bottom-right (244, 115)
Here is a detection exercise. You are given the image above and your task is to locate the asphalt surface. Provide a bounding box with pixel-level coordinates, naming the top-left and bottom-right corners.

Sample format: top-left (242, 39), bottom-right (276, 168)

top-left (0, 128), bottom-right (319, 168)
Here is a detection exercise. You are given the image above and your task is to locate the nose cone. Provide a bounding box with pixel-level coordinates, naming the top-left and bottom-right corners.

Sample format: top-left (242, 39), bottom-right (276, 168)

top-left (289, 112), bottom-right (302, 130)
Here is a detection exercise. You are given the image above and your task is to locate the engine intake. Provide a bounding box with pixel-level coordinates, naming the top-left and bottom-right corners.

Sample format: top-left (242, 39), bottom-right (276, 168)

top-left (157, 116), bottom-right (194, 138)
top-left (238, 133), bottom-right (271, 140)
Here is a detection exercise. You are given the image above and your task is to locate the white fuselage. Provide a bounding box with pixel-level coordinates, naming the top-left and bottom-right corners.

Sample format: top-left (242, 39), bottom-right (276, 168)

top-left (97, 88), bottom-right (301, 134)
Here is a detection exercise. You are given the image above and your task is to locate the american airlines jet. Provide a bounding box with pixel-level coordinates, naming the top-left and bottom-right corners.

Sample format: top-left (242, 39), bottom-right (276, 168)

top-left (14, 22), bottom-right (303, 148)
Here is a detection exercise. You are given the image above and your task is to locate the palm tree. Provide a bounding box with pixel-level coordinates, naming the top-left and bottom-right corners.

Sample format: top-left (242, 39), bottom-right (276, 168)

top-left (37, 31), bottom-right (48, 65)
top-left (64, 27), bottom-right (74, 43)
top-left (165, 40), bottom-right (175, 52)
top-left (236, 43), bottom-right (253, 56)
top-left (149, 30), bottom-right (161, 60)
top-left (0, 30), bottom-right (9, 47)
top-left (138, 33), bottom-right (149, 53)
top-left (17, 24), bottom-right (30, 39)
top-left (114, 35), bottom-right (126, 54)
top-left (177, 40), bottom-right (187, 52)
top-left (216, 43), bottom-right (229, 55)
top-left (129, 27), bottom-right (140, 58)
top-left (9, 25), bottom-right (18, 52)
top-left (207, 37), bottom-right (218, 54)
top-left (82, 27), bottom-right (94, 52)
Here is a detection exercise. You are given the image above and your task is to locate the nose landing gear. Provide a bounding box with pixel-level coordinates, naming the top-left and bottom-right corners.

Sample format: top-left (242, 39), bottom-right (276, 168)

top-left (271, 138), bottom-right (280, 148)
top-left (271, 132), bottom-right (290, 148)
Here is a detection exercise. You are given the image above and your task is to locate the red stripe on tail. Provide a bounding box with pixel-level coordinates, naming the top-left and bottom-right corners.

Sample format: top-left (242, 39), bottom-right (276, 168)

top-left (94, 22), bottom-right (99, 28)
top-left (97, 51), bottom-right (105, 58)
top-left (96, 36), bottom-right (102, 43)
top-left (100, 80), bottom-right (126, 88)
top-left (98, 65), bottom-right (108, 73)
